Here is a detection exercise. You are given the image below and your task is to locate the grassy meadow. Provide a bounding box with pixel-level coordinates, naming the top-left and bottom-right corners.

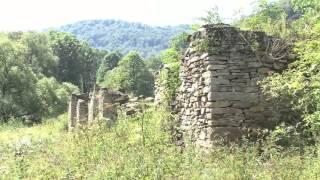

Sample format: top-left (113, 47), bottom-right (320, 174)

top-left (0, 106), bottom-right (319, 179)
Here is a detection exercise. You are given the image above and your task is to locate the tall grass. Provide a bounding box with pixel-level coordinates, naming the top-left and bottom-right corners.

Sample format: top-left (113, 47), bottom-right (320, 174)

top-left (0, 107), bottom-right (319, 179)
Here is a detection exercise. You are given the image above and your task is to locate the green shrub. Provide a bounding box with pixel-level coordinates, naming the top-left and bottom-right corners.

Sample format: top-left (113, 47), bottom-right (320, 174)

top-left (1, 108), bottom-right (320, 179)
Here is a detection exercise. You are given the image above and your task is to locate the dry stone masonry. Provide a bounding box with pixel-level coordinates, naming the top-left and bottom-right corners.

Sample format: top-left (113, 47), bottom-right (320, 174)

top-left (68, 86), bottom-right (154, 131)
top-left (68, 87), bottom-right (129, 131)
top-left (174, 24), bottom-right (293, 147)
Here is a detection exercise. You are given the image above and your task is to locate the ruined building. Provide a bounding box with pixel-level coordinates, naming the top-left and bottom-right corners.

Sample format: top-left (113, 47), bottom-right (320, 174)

top-left (174, 24), bottom-right (293, 147)
top-left (68, 87), bottom-right (129, 131)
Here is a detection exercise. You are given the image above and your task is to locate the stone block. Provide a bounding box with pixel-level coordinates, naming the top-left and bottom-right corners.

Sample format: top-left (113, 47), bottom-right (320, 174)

top-left (205, 78), bottom-right (230, 86)
top-left (211, 107), bottom-right (242, 115)
top-left (207, 64), bottom-right (227, 70)
top-left (207, 92), bottom-right (258, 101)
top-left (205, 101), bottom-right (231, 108)
top-left (248, 62), bottom-right (263, 68)
top-left (209, 127), bottom-right (243, 141)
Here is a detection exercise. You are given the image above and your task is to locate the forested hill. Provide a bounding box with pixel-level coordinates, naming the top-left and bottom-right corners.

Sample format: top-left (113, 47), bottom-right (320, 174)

top-left (58, 19), bottom-right (190, 57)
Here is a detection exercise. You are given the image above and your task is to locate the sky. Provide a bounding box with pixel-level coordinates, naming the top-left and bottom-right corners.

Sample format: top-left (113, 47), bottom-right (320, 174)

top-left (0, 0), bottom-right (257, 31)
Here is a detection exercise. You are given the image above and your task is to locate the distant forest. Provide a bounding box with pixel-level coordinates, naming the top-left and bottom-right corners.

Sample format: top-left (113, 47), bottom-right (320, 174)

top-left (58, 19), bottom-right (190, 57)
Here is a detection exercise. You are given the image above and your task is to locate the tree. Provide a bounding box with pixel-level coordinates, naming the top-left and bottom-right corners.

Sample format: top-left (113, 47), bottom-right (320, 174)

top-left (292, 0), bottom-right (320, 13)
top-left (144, 55), bottom-right (162, 74)
top-left (160, 49), bottom-right (180, 64)
top-left (96, 51), bottom-right (122, 84)
top-left (103, 52), bottom-right (154, 96)
top-left (169, 32), bottom-right (189, 52)
top-left (58, 19), bottom-right (190, 57)
top-left (238, 0), bottom-right (320, 143)
top-left (49, 31), bottom-right (104, 92)
top-left (78, 43), bottom-right (107, 92)
top-left (49, 31), bottom-right (83, 87)
top-left (0, 32), bottom-right (80, 123)
top-left (0, 36), bottom-right (39, 121)
top-left (36, 77), bottom-right (79, 116)
top-left (199, 6), bottom-right (223, 24)
top-left (235, 0), bottom-right (298, 38)
top-left (156, 31), bottom-right (189, 104)
top-left (21, 32), bottom-right (58, 76)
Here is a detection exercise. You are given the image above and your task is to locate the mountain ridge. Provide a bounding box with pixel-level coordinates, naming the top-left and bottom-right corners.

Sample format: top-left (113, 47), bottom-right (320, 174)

top-left (58, 19), bottom-right (190, 57)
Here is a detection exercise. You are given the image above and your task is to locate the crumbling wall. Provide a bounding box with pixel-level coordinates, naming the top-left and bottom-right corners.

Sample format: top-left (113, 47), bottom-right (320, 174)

top-left (174, 24), bottom-right (293, 147)
top-left (154, 72), bottom-right (163, 106)
top-left (98, 88), bottom-right (129, 124)
top-left (68, 94), bottom-right (78, 131)
top-left (88, 87), bottom-right (98, 125)
top-left (68, 94), bottom-right (89, 130)
top-left (68, 87), bottom-right (129, 131)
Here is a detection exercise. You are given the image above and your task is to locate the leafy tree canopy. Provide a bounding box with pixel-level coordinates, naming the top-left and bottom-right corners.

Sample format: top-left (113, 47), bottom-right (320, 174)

top-left (57, 19), bottom-right (190, 57)
top-left (102, 51), bottom-right (154, 96)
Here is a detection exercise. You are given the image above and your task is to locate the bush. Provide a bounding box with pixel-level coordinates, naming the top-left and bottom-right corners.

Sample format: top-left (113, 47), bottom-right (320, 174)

top-left (36, 77), bottom-right (80, 117)
top-left (1, 107), bottom-right (320, 179)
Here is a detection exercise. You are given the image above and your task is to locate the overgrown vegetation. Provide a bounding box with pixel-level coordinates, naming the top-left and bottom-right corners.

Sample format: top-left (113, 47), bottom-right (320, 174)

top-left (58, 19), bottom-right (190, 57)
top-left (101, 51), bottom-right (154, 96)
top-left (1, 0), bottom-right (320, 178)
top-left (234, 0), bottom-right (320, 144)
top-left (156, 33), bottom-right (189, 104)
top-left (1, 108), bottom-right (320, 179)
top-left (0, 32), bottom-right (85, 123)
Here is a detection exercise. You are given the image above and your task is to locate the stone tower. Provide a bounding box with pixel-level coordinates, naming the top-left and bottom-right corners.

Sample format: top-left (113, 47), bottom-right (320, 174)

top-left (175, 24), bottom-right (292, 147)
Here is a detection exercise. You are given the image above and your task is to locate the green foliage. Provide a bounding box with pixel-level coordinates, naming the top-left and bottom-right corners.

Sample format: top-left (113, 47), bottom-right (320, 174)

top-left (103, 52), bottom-right (154, 96)
top-left (144, 55), bottom-right (162, 74)
top-left (158, 48), bottom-right (181, 102)
top-left (49, 31), bottom-right (105, 92)
top-left (169, 32), bottom-right (189, 52)
top-left (0, 35), bottom-right (39, 121)
top-left (199, 6), bottom-right (223, 24)
top-left (0, 32), bottom-right (81, 122)
top-left (236, 0), bottom-right (291, 38)
top-left (156, 32), bottom-right (190, 104)
top-left (238, 0), bottom-right (320, 142)
top-left (196, 38), bottom-right (211, 53)
top-left (96, 51), bottom-right (122, 84)
top-left (58, 19), bottom-right (190, 57)
top-left (260, 31), bottom-right (320, 139)
top-left (159, 62), bottom-right (181, 103)
top-left (1, 109), bottom-right (320, 179)
top-left (292, 0), bottom-right (320, 13)
top-left (36, 77), bottom-right (79, 117)
top-left (20, 32), bottom-right (58, 76)
top-left (160, 48), bottom-right (180, 64)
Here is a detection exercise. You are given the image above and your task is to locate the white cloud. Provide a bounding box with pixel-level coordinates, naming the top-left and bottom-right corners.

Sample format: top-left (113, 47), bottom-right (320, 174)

top-left (0, 0), bottom-right (255, 31)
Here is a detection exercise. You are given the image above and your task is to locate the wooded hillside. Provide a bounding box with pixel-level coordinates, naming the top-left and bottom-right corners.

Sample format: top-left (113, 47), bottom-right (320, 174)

top-left (58, 20), bottom-right (190, 57)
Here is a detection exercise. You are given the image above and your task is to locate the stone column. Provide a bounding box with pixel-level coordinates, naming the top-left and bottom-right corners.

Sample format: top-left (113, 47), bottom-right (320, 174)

top-left (68, 94), bottom-right (78, 131)
top-left (98, 88), bottom-right (119, 125)
top-left (88, 89), bottom-right (99, 125)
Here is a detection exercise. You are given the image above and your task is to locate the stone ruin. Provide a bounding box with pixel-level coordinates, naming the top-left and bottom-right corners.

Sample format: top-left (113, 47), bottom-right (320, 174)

top-left (68, 24), bottom-right (293, 148)
top-left (68, 86), bottom-right (155, 131)
top-left (173, 24), bottom-right (294, 147)
top-left (68, 87), bottom-right (129, 131)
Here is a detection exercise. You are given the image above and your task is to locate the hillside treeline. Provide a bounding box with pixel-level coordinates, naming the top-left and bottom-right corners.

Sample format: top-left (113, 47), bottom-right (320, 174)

top-left (0, 31), bottom-right (158, 123)
top-left (58, 19), bottom-right (190, 57)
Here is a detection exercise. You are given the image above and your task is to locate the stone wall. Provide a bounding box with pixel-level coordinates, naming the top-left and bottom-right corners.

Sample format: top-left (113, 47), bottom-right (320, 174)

top-left (68, 87), bottom-right (129, 131)
top-left (154, 65), bottom-right (172, 106)
top-left (154, 71), bottom-right (163, 106)
top-left (174, 24), bottom-right (293, 147)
